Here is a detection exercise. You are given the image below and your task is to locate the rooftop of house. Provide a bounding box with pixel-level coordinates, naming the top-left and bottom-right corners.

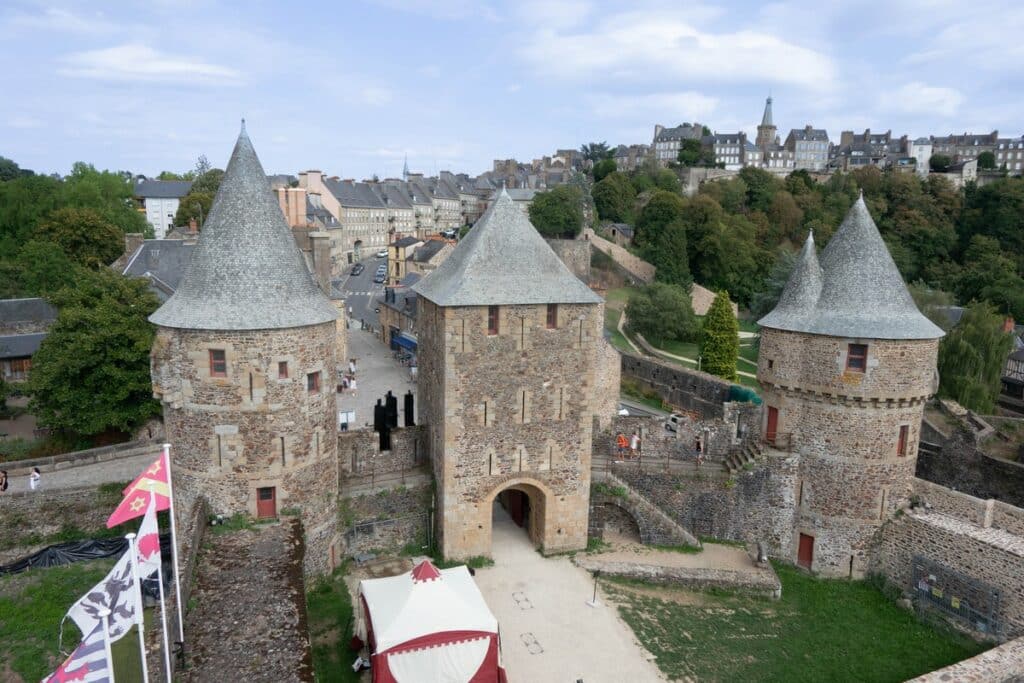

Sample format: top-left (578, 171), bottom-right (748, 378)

top-left (0, 332), bottom-right (47, 360)
top-left (787, 127), bottom-right (829, 143)
top-left (121, 239), bottom-right (197, 302)
top-left (411, 239), bottom-right (448, 263)
top-left (655, 123), bottom-right (704, 142)
top-left (0, 297), bottom-right (57, 325)
top-left (149, 123), bottom-right (336, 331)
top-left (325, 178), bottom-right (386, 209)
top-left (393, 236), bottom-right (422, 249)
top-left (134, 179), bottom-right (193, 199)
top-left (759, 196), bottom-right (944, 340)
top-left (413, 188), bottom-right (601, 307)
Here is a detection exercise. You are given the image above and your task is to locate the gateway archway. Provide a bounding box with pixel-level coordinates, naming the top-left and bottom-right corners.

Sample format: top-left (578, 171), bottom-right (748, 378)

top-left (487, 479), bottom-right (550, 555)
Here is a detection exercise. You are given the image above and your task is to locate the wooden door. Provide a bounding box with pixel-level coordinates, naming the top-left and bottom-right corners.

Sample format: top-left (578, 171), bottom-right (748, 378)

top-left (797, 533), bottom-right (814, 570)
top-left (256, 486), bottom-right (277, 519)
top-left (766, 406), bottom-right (779, 444)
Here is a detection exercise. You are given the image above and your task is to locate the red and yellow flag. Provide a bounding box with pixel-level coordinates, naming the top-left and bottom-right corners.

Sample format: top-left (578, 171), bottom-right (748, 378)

top-left (106, 453), bottom-right (171, 528)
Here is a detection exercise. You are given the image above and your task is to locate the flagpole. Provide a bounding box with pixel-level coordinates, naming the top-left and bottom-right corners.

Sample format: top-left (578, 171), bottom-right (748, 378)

top-left (126, 532), bottom-right (150, 683)
top-left (99, 607), bottom-right (116, 683)
top-left (151, 488), bottom-right (174, 683)
top-left (164, 443), bottom-right (186, 648)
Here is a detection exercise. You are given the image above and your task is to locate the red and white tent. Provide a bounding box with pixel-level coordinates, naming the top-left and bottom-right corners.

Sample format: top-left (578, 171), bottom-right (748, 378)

top-left (358, 560), bottom-right (506, 683)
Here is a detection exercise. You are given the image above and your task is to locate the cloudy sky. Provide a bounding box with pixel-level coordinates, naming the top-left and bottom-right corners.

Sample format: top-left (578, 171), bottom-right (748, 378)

top-left (1, 0), bottom-right (1021, 179)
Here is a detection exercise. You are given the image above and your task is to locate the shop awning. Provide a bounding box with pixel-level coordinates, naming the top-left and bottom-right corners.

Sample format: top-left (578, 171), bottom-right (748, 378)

top-left (395, 332), bottom-right (417, 351)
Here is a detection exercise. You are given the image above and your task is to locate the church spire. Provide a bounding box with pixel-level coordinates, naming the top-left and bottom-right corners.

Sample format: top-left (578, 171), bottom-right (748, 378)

top-left (402, 154), bottom-right (409, 181)
top-left (760, 95), bottom-right (773, 127)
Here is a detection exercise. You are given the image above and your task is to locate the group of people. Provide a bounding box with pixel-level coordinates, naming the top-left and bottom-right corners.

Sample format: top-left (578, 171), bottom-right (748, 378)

top-left (0, 466), bottom-right (41, 493)
top-left (340, 358), bottom-right (358, 395)
top-left (614, 431), bottom-right (642, 459)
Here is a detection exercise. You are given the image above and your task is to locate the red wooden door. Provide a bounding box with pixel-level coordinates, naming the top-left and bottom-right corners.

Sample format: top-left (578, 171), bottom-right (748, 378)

top-left (766, 406), bottom-right (779, 444)
top-left (256, 486), bottom-right (277, 519)
top-left (797, 533), bottom-right (814, 570)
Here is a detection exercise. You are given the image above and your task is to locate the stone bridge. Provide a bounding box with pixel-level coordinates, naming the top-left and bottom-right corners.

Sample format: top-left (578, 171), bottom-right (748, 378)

top-left (590, 470), bottom-right (699, 547)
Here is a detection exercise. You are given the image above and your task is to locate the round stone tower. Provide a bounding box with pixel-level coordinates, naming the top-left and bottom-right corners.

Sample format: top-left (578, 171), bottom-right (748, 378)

top-left (150, 124), bottom-right (341, 575)
top-left (757, 196), bottom-right (944, 578)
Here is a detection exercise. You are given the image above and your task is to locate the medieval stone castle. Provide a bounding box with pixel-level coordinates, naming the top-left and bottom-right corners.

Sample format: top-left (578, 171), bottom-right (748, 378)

top-left (145, 128), bottom-right (1024, 656)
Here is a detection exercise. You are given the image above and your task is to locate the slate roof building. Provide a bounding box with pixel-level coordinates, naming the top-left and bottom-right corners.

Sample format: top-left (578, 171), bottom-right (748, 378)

top-left (121, 239), bottom-right (197, 302)
top-left (653, 122), bottom-right (704, 165)
top-left (135, 179), bottom-right (193, 239)
top-left (0, 297), bottom-right (57, 382)
top-left (757, 196), bottom-right (943, 577)
top-left (785, 125), bottom-right (830, 171)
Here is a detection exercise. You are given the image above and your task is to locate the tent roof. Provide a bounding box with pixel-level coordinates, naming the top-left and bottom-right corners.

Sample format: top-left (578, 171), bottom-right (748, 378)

top-left (360, 560), bottom-right (497, 654)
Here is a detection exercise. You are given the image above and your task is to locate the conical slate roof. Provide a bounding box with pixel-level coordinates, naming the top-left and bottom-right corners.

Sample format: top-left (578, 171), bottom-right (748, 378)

top-left (411, 188), bottom-right (601, 306)
top-left (758, 196), bottom-right (943, 340)
top-left (757, 231), bottom-right (822, 331)
top-left (761, 96), bottom-right (773, 127)
top-left (150, 125), bottom-right (337, 330)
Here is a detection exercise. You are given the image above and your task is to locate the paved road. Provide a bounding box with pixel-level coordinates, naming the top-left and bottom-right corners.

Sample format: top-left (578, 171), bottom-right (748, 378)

top-left (335, 254), bottom-right (386, 329)
top-left (23, 452), bottom-right (156, 492)
top-left (338, 326), bottom-right (417, 430)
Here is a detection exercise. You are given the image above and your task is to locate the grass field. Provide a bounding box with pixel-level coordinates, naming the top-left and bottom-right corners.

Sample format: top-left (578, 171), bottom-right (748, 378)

top-left (0, 559), bottom-right (144, 682)
top-left (605, 563), bottom-right (988, 683)
top-left (306, 565), bottom-right (361, 683)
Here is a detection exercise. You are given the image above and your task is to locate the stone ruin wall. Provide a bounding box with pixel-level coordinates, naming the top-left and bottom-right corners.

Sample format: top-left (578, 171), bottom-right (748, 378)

top-left (151, 322), bottom-right (339, 576)
top-left (340, 484), bottom-right (432, 557)
top-left (337, 425), bottom-right (426, 479)
top-left (620, 352), bottom-right (734, 419)
top-left (916, 426), bottom-right (1024, 510)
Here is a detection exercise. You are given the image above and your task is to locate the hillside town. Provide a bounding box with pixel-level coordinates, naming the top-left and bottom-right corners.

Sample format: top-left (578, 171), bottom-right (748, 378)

top-left (3, 3), bottom-right (1024, 683)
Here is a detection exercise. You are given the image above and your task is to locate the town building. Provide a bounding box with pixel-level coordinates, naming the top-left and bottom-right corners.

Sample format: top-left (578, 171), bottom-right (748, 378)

top-left (149, 125), bottom-right (345, 575)
top-left (387, 236), bottom-right (424, 286)
top-left (785, 125), bottom-right (830, 171)
top-left (939, 159), bottom-right (978, 189)
top-left (908, 137), bottom-right (932, 177)
top-left (611, 144), bottom-right (650, 172)
top-left (413, 188), bottom-right (618, 559)
top-left (930, 131), bottom-right (999, 162)
top-left (652, 123), bottom-right (704, 165)
top-left (135, 179), bottom-right (192, 239)
top-left (0, 298), bottom-right (57, 383)
top-left (995, 136), bottom-right (1024, 175)
top-left (750, 97), bottom-right (795, 172)
top-left (703, 133), bottom-right (747, 170)
top-left (757, 196), bottom-right (944, 576)
top-left (755, 96), bottom-right (777, 150)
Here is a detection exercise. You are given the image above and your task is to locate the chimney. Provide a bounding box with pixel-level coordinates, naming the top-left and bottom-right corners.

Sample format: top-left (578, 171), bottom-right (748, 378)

top-left (188, 218), bottom-right (198, 234)
top-left (287, 187), bottom-right (306, 227)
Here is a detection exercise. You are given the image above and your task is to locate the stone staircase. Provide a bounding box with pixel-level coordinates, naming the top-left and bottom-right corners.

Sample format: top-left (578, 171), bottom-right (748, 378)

top-left (592, 470), bottom-right (700, 547)
top-left (724, 439), bottom-right (763, 475)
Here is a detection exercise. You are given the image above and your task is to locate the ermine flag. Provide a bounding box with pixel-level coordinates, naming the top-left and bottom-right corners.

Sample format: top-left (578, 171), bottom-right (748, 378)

top-left (43, 626), bottom-right (111, 683)
top-left (107, 453), bottom-right (170, 528)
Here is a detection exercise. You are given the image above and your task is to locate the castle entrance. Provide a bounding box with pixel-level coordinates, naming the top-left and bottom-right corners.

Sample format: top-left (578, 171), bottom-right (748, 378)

top-left (489, 481), bottom-right (548, 555)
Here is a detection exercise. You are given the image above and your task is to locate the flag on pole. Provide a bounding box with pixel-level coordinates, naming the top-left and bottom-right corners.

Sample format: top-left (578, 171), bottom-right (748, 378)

top-left (107, 453), bottom-right (170, 528)
top-left (136, 495), bottom-right (161, 579)
top-left (43, 625), bottom-right (112, 683)
top-left (65, 549), bottom-right (140, 645)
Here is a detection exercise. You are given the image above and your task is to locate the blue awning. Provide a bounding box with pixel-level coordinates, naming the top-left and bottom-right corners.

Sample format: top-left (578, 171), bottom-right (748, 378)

top-left (395, 332), bottom-right (418, 351)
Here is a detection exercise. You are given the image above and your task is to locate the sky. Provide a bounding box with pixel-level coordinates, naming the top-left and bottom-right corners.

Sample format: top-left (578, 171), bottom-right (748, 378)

top-left (1, 0), bottom-right (1022, 179)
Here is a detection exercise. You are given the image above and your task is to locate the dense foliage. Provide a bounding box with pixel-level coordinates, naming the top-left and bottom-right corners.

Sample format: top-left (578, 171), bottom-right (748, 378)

top-left (174, 167), bottom-right (224, 229)
top-left (937, 302), bottom-right (1015, 412)
top-left (625, 283), bottom-right (699, 344)
top-left (700, 291), bottom-right (739, 381)
top-left (528, 184), bottom-right (584, 238)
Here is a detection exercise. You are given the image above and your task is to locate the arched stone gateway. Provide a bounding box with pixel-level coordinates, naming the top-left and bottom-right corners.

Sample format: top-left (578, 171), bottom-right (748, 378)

top-left (488, 479), bottom-right (549, 551)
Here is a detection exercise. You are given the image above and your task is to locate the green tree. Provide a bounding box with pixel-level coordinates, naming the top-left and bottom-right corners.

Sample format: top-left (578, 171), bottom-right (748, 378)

top-left (956, 235), bottom-right (1024, 319)
top-left (0, 156), bottom-right (23, 181)
top-left (748, 248), bottom-right (798, 320)
top-left (929, 154), bottom-right (951, 172)
top-left (676, 139), bottom-right (717, 168)
top-left (977, 151), bottom-right (996, 170)
top-left (592, 172), bottom-right (636, 223)
top-left (766, 190), bottom-right (804, 243)
top-left (908, 282), bottom-right (957, 332)
top-left (700, 291), bottom-right (739, 381)
top-left (27, 269), bottom-right (161, 438)
top-left (174, 191), bottom-right (215, 230)
top-left (592, 158), bottom-right (617, 182)
top-left (937, 302), bottom-right (1014, 412)
top-left (635, 190), bottom-right (685, 246)
top-left (648, 220), bottom-right (692, 290)
top-left (34, 207), bottom-right (124, 268)
top-left (625, 282), bottom-right (699, 344)
top-left (190, 168), bottom-right (224, 195)
top-left (528, 185), bottom-right (584, 238)
top-left (692, 213), bottom-right (767, 306)
top-left (652, 168), bottom-right (682, 194)
top-left (738, 167), bottom-right (781, 213)
top-left (0, 174), bottom-right (63, 245)
top-left (580, 142), bottom-right (612, 162)
top-left (62, 163), bottom-right (151, 237)
top-left (14, 240), bottom-right (83, 297)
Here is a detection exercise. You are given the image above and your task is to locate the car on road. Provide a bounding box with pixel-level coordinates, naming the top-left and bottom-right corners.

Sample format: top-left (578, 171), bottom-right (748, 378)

top-left (664, 412), bottom-right (685, 432)
top-left (376, 250), bottom-right (388, 258)
top-left (351, 263), bottom-right (364, 276)
top-left (373, 273), bottom-right (386, 284)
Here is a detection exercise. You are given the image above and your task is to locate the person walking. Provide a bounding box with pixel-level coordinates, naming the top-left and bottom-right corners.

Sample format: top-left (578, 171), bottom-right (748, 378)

top-left (629, 431), bottom-right (640, 459)
top-left (349, 359), bottom-right (356, 376)
top-left (349, 376), bottom-right (358, 397)
top-left (29, 466), bottom-right (41, 491)
top-left (615, 432), bottom-right (628, 459)
top-left (0, 470), bottom-right (8, 494)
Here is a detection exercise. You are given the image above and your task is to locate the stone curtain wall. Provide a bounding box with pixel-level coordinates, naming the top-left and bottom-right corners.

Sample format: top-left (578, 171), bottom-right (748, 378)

top-left (911, 478), bottom-right (1024, 540)
top-left (620, 352), bottom-right (734, 419)
top-left (545, 238), bottom-right (591, 284)
top-left (905, 636), bottom-right (1024, 682)
top-left (916, 428), bottom-right (1024, 509)
top-left (340, 484), bottom-right (432, 556)
top-left (151, 322), bottom-right (340, 576)
top-left (0, 485), bottom-right (122, 559)
top-left (3, 439), bottom-right (162, 477)
top-left (583, 228), bottom-right (656, 283)
top-left (594, 414), bottom-right (739, 463)
top-left (337, 425), bottom-right (425, 478)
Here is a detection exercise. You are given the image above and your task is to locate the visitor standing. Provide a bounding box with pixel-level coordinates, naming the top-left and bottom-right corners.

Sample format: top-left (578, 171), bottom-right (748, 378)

top-left (349, 359), bottom-right (356, 376)
top-left (615, 432), bottom-right (628, 459)
top-left (350, 376), bottom-right (358, 397)
top-left (629, 431), bottom-right (640, 459)
top-left (29, 466), bottom-right (41, 491)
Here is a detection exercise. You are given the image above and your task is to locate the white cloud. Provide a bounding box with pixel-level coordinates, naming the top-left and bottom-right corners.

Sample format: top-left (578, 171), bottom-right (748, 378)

top-left (365, 0), bottom-right (500, 22)
top-left (587, 91), bottom-right (718, 121)
top-left (5, 7), bottom-right (119, 35)
top-left (890, 82), bottom-right (964, 117)
top-left (58, 43), bottom-right (242, 85)
top-left (520, 11), bottom-right (835, 89)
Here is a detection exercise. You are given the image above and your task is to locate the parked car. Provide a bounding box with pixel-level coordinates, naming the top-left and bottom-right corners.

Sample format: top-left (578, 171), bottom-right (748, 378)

top-left (351, 263), bottom-right (364, 276)
top-left (376, 250), bottom-right (388, 258)
top-left (373, 273), bottom-right (386, 284)
top-left (664, 413), bottom-right (685, 432)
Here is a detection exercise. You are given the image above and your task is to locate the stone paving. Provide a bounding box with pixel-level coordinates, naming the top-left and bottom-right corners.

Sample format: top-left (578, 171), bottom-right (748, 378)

top-left (337, 327), bottom-right (417, 431)
top-left (473, 504), bottom-right (667, 683)
top-left (13, 452), bottom-right (156, 491)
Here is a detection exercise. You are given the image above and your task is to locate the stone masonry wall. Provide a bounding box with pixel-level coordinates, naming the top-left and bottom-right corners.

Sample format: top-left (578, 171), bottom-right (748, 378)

top-left (621, 352), bottom-right (733, 419)
top-left (151, 322), bottom-right (339, 576)
top-left (0, 485), bottom-right (122, 559)
top-left (905, 636), bottom-right (1024, 682)
top-left (545, 238), bottom-right (591, 284)
top-left (583, 228), bottom-right (655, 283)
top-left (417, 298), bottom-right (603, 559)
top-left (340, 484), bottom-right (432, 557)
top-left (916, 428), bottom-right (1024, 509)
top-left (337, 425), bottom-right (425, 478)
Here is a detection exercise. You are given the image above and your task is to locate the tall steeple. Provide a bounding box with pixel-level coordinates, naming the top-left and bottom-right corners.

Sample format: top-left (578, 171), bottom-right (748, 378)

top-left (756, 95), bottom-right (777, 150)
top-left (402, 154), bottom-right (409, 181)
top-left (760, 96), bottom-right (773, 127)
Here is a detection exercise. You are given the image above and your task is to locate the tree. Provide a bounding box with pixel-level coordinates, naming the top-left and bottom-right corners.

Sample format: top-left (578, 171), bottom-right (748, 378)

top-left (62, 163), bottom-right (151, 237)
top-left (748, 248), bottom-right (798, 320)
top-left (738, 167), bottom-right (781, 213)
top-left (908, 282), bottom-right (957, 332)
top-left (34, 207), bottom-right (124, 268)
top-left (937, 302), bottom-right (1014, 413)
top-left (528, 185), bottom-right (584, 238)
top-left (592, 158), bottom-right (617, 182)
top-left (700, 291), bottom-right (739, 381)
top-left (592, 172), bottom-right (636, 223)
top-left (190, 168), bottom-right (224, 195)
top-left (635, 190), bottom-right (685, 246)
top-left (649, 220), bottom-right (692, 291)
top-left (929, 154), bottom-right (951, 172)
top-left (174, 191), bottom-right (215, 230)
top-left (27, 269), bottom-right (161, 438)
top-left (625, 282), bottom-right (699, 344)
top-left (580, 142), bottom-right (612, 162)
top-left (977, 151), bottom-right (996, 170)
top-left (676, 139), bottom-right (716, 167)
top-left (651, 168), bottom-right (681, 194)
top-left (14, 240), bottom-right (83, 297)
top-left (766, 190), bottom-right (804, 243)
top-left (0, 156), bottom-right (22, 182)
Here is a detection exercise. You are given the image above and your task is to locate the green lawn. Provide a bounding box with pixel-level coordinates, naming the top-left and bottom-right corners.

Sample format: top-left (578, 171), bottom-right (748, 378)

top-left (0, 559), bottom-right (144, 682)
top-left (605, 563), bottom-right (988, 683)
top-left (307, 564), bottom-right (362, 683)
top-left (604, 307), bottom-right (634, 354)
top-left (604, 285), bottom-right (638, 311)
